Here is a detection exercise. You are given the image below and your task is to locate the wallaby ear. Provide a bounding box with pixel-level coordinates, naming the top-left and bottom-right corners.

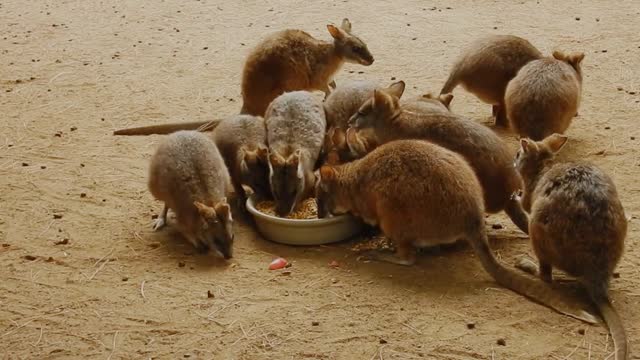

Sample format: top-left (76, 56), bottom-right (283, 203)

top-left (567, 52), bottom-right (585, 69)
top-left (256, 145), bottom-right (268, 162)
top-left (552, 50), bottom-right (566, 61)
top-left (386, 80), bottom-right (405, 99)
top-left (544, 134), bottom-right (569, 154)
top-left (268, 151), bottom-right (285, 167)
top-left (319, 165), bottom-right (337, 182)
top-left (331, 127), bottom-right (346, 148)
top-left (340, 18), bottom-right (352, 33)
top-left (214, 200), bottom-right (232, 221)
top-left (326, 150), bottom-right (340, 165)
top-left (520, 138), bottom-right (536, 154)
top-left (327, 24), bottom-right (344, 40)
top-left (439, 93), bottom-right (454, 109)
top-left (287, 150), bottom-right (301, 167)
top-left (194, 201), bottom-right (217, 219)
top-left (372, 88), bottom-right (392, 109)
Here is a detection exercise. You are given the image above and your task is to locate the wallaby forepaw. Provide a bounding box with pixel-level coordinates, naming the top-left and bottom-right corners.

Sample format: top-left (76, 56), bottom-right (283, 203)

top-left (153, 217), bottom-right (166, 231)
top-left (510, 190), bottom-right (523, 202)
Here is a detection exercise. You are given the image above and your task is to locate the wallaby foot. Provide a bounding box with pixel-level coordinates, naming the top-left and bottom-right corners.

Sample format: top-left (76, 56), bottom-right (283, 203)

top-left (153, 205), bottom-right (169, 231)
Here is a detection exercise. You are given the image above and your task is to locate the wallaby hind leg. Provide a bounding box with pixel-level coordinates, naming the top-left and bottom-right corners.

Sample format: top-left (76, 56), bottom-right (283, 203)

top-left (153, 205), bottom-right (169, 231)
top-left (539, 261), bottom-right (553, 283)
top-left (494, 103), bottom-right (509, 127)
top-left (362, 241), bottom-right (416, 266)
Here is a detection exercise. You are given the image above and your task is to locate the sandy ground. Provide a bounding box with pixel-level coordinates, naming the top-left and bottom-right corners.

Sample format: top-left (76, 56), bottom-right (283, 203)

top-left (1, 0), bottom-right (639, 359)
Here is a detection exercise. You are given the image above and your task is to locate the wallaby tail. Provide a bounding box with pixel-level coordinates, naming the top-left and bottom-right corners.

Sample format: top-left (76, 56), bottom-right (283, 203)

top-left (470, 232), bottom-right (598, 324)
top-left (504, 194), bottom-right (530, 235)
top-left (440, 70), bottom-right (459, 95)
top-left (587, 284), bottom-right (629, 360)
top-left (113, 120), bottom-right (221, 136)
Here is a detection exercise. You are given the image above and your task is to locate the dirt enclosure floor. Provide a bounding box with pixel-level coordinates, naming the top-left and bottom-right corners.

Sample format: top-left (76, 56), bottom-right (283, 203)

top-left (1, 0), bottom-right (640, 359)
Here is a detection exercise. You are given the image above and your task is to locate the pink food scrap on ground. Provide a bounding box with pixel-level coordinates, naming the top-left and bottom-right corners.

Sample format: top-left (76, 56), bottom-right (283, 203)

top-left (268, 257), bottom-right (288, 270)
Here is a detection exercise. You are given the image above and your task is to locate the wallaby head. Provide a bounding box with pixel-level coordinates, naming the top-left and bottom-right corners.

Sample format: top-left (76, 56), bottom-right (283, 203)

top-left (316, 165), bottom-right (347, 218)
top-left (345, 126), bottom-right (377, 157)
top-left (349, 80), bottom-right (405, 128)
top-left (420, 92), bottom-right (454, 110)
top-left (515, 133), bottom-right (568, 171)
top-left (193, 199), bottom-right (234, 259)
top-left (552, 50), bottom-right (585, 78)
top-left (327, 18), bottom-right (374, 66)
top-left (268, 149), bottom-right (306, 216)
top-left (240, 145), bottom-right (270, 199)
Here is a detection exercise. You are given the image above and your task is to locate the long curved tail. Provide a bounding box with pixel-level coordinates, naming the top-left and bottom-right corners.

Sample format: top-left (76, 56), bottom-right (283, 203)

top-left (113, 119), bottom-right (221, 136)
top-left (470, 232), bottom-right (598, 324)
top-left (588, 285), bottom-right (629, 360)
top-left (440, 70), bottom-right (459, 95)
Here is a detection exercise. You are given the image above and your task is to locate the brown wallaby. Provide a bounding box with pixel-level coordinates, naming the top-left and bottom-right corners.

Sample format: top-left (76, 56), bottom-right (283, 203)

top-left (347, 85), bottom-right (529, 234)
top-left (210, 115), bottom-right (270, 208)
top-left (113, 19), bottom-right (372, 136)
top-left (440, 35), bottom-right (542, 126)
top-left (265, 91), bottom-right (326, 216)
top-left (241, 18), bottom-right (374, 116)
top-left (316, 139), bottom-right (595, 323)
top-left (148, 131), bottom-right (234, 258)
top-left (505, 51), bottom-right (584, 141)
top-left (512, 134), bottom-right (628, 359)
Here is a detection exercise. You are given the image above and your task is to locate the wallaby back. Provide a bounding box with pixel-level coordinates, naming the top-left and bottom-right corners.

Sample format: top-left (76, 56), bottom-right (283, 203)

top-left (505, 52), bottom-right (584, 140)
top-left (265, 91), bottom-right (326, 216)
top-left (148, 131), bottom-right (233, 256)
top-left (211, 115), bottom-right (270, 203)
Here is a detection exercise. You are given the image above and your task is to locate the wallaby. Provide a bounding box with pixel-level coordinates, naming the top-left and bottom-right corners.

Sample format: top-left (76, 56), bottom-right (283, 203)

top-left (505, 51), bottom-right (584, 141)
top-left (347, 85), bottom-right (529, 234)
top-left (148, 131), bottom-right (234, 258)
top-left (265, 91), bottom-right (326, 216)
top-left (210, 115), bottom-right (270, 208)
top-left (316, 139), bottom-right (595, 323)
top-left (113, 19), bottom-right (372, 136)
top-left (440, 35), bottom-right (542, 126)
top-left (512, 134), bottom-right (628, 359)
top-left (241, 18), bottom-right (374, 116)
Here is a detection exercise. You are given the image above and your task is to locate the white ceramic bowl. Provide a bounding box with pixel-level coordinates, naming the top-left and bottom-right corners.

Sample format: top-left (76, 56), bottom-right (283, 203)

top-left (246, 196), bottom-right (364, 245)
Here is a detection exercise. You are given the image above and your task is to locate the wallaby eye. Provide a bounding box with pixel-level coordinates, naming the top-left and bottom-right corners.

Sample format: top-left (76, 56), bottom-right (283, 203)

top-left (352, 46), bottom-right (364, 55)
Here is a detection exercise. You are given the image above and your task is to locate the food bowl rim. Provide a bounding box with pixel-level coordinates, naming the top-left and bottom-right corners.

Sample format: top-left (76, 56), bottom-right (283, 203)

top-left (246, 196), bottom-right (354, 227)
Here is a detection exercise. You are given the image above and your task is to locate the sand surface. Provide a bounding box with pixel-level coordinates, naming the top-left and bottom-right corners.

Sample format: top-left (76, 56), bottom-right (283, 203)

top-left (1, 0), bottom-right (639, 359)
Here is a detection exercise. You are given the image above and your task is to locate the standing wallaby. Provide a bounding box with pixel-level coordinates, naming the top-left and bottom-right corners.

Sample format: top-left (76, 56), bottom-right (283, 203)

top-left (241, 18), bottom-right (374, 116)
top-left (505, 51), bottom-right (584, 141)
top-left (265, 91), bottom-right (326, 216)
top-left (440, 35), bottom-right (542, 126)
top-left (148, 131), bottom-right (234, 258)
top-left (210, 115), bottom-right (270, 208)
top-left (316, 140), bottom-right (595, 323)
top-left (113, 19), bottom-right (372, 136)
top-left (347, 85), bottom-right (529, 234)
top-left (513, 134), bottom-right (628, 359)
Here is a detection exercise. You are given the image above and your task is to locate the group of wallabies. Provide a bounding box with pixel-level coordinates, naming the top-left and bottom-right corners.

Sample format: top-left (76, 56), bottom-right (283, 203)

top-left (114, 19), bottom-right (629, 359)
